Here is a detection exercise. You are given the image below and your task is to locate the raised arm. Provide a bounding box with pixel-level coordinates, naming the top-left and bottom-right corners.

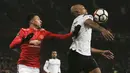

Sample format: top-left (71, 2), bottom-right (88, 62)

top-left (45, 31), bottom-right (72, 40)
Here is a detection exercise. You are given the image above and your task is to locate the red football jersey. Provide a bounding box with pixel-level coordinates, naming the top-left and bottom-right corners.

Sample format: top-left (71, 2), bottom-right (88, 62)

top-left (10, 27), bottom-right (72, 68)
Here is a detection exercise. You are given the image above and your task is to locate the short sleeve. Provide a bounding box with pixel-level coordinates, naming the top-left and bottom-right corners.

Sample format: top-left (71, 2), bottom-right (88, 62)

top-left (83, 14), bottom-right (93, 22)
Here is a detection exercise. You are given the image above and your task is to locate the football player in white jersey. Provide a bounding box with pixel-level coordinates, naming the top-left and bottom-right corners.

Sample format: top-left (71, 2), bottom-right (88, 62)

top-left (68, 4), bottom-right (114, 73)
top-left (43, 51), bottom-right (61, 73)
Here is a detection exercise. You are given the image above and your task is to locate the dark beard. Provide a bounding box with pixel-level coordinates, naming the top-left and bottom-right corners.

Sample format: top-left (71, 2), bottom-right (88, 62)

top-left (34, 24), bottom-right (41, 29)
top-left (37, 26), bottom-right (41, 29)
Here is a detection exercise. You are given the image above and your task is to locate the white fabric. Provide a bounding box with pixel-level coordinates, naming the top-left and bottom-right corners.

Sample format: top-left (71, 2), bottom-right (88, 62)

top-left (18, 64), bottom-right (39, 73)
top-left (70, 14), bottom-right (93, 56)
top-left (43, 58), bottom-right (61, 73)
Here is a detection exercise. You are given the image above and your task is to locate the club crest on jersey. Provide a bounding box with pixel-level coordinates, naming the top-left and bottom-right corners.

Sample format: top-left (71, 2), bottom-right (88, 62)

top-left (39, 35), bottom-right (44, 39)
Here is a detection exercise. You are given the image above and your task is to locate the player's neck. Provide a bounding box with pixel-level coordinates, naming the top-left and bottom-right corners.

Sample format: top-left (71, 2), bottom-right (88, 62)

top-left (29, 24), bottom-right (40, 29)
top-left (52, 57), bottom-right (57, 59)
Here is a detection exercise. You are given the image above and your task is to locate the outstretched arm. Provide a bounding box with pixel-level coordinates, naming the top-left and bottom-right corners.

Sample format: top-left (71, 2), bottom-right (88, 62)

top-left (91, 48), bottom-right (114, 60)
top-left (45, 25), bottom-right (81, 40)
top-left (45, 31), bottom-right (72, 40)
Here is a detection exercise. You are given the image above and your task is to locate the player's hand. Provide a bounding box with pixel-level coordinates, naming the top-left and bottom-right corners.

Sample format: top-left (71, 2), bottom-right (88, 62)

top-left (101, 50), bottom-right (114, 60)
top-left (72, 25), bottom-right (81, 37)
top-left (29, 40), bottom-right (41, 45)
top-left (12, 48), bottom-right (20, 53)
top-left (101, 29), bottom-right (114, 41)
top-left (22, 33), bottom-right (34, 42)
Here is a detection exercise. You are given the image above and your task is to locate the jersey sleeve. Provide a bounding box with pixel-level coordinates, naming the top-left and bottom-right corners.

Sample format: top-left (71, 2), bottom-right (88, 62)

top-left (9, 28), bottom-right (25, 49)
top-left (58, 60), bottom-right (61, 73)
top-left (43, 60), bottom-right (50, 73)
top-left (84, 14), bottom-right (93, 22)
top-left (45, 30), bottom-right (72, 40)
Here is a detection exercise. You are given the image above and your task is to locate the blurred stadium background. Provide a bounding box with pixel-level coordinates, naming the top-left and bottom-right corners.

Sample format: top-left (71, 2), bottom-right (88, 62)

top-left (0, 0), bottom-right (130, 73)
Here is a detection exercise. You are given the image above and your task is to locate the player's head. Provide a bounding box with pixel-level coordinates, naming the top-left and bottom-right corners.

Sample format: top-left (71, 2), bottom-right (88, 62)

top-left (51, 51), bottom-right (57, 58)
top-left (27, 13), bottom-right (42, 28)
top-left (71, 4), bottom-right (88, 16)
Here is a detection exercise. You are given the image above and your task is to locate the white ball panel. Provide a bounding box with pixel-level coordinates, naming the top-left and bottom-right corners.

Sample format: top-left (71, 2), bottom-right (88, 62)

top-left (96, 9), bottom-right (104, 15)
top-left (104, 10), bottom-right (108, 16)
top-left (94, 15), bottom-right (99, 22)
top-left (100, 15), bottom-right (108, 21)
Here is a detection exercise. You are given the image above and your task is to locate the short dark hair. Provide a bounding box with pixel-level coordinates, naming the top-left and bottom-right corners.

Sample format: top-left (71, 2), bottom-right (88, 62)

top-left (26, 13), bottom-right (39, 24)
top-left (51, 51), bottom-right (57, 53)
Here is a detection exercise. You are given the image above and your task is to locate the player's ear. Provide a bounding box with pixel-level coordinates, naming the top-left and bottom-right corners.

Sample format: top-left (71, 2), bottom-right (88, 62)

top-left (30, 19), bottom-right (34, 24)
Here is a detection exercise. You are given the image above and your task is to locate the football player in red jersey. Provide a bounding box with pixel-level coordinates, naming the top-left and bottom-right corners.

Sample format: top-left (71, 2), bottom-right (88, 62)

top-left (9, 13), bottom-right (80, 73)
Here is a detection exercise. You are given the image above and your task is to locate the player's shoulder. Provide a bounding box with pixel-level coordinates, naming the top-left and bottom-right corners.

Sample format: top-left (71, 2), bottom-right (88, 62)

top-left (21, 28), bottom-right (26, 30)
top-left (56, 58), bottom-right (60, 61)
top-left (20, 28), bottom-right (34, 32)
top-left (19, 28), bottom-right (28, 31)
top-left (48, 58), bottom-right (52, 61)
top-left (75, 14), bottom-right (83, 19)
top-left (83, 14), bottom-right (93, 21)
top-left (40, 28), bottom-right (51, 34)
top-left (40, 28), bottom-right (50, 33)
top-left (45, 58), bottom-right (50, 62)
top-left (83, 14), bottom-right (93, 18)
top-left (40, 28), bottom-right (46, 31)
top-left (76, 14), bottom-right (93, 19)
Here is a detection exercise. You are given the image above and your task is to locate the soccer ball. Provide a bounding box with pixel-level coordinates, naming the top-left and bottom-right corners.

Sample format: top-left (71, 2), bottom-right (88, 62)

top-left (93, 8), bottom-right (108, 23)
